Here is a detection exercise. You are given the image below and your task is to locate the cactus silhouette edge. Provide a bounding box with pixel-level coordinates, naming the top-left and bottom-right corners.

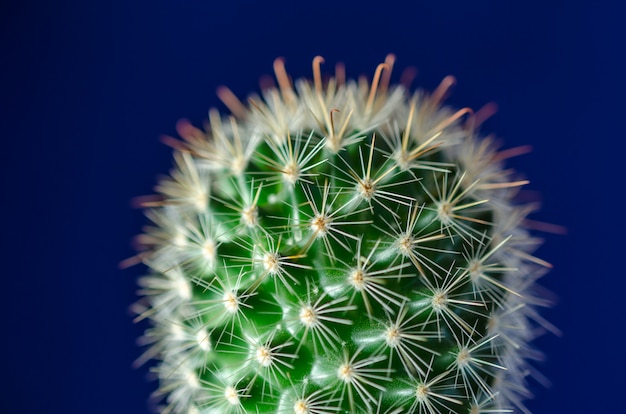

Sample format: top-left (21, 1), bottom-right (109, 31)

top-left (128, 55), bottom-right (555, 414)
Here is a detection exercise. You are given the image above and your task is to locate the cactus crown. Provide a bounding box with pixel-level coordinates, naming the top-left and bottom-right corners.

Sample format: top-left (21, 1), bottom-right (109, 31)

top-left (130, 55), bottom-right (553, 414)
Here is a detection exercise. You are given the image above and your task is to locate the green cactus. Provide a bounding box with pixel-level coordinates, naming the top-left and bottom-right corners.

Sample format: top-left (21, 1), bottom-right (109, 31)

top-left (129, 55), bottom-right (553, 414)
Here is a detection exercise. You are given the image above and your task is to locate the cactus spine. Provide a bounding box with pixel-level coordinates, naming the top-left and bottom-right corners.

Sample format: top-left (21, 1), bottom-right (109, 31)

top-left (130, 55), bottom-right (552, 413)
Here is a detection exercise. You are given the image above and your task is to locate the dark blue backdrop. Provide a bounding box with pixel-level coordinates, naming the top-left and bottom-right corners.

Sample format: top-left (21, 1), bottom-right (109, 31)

top-left (2, 0), bottom-right (623, 413)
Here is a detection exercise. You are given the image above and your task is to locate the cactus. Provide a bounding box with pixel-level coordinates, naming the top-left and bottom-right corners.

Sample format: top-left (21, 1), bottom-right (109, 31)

top-left (129, 55), bottom-right (553, 414)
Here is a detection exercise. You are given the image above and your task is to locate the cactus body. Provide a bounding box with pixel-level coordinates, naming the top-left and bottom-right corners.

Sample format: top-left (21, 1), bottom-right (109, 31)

top-left (131, 56), bottom-right (551, 414)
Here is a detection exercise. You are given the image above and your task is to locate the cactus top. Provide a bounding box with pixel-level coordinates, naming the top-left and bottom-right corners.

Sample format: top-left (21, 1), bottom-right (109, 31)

top-left (130, 55), bottom-right (553, 414)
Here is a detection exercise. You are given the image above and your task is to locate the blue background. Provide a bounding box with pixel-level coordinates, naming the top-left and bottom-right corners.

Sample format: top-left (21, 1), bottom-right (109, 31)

top-left (1, 0), bottom-right (623, 413)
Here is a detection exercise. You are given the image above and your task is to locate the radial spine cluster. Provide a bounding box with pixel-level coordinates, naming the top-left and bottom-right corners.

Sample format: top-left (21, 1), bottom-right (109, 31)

top-left (130, 55), bottom-right (553, 414)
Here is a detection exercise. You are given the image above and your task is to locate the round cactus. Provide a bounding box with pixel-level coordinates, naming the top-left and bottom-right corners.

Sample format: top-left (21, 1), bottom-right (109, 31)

top-left (129, 55), bottom-right (553, 414)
